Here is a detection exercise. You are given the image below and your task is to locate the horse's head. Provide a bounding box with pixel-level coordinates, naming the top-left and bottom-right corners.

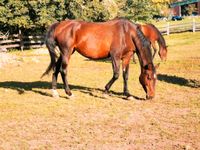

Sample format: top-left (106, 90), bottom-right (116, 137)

top-left (159, 45), bottom-right (168, 61)
top-left (139, 63), bottom-right (157, 99)
top-left (131, 23), bottom-right (157, 99)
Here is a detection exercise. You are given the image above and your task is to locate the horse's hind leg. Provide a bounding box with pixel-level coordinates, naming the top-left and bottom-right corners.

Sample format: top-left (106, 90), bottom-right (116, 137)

top-left (60, 50), bottom-right (73, 97)
top-left (122, 54), bottom-right (132, 98)
top-left (51, 56), bottom-right (62, 98)
top-left (105, 55), bottom-right (120, 94)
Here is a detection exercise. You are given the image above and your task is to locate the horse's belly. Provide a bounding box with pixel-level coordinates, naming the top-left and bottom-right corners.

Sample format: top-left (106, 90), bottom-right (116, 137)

top-left (76, 39), bottom-right (110, 59)
top-left (76, 46), bottom-right (110, 59)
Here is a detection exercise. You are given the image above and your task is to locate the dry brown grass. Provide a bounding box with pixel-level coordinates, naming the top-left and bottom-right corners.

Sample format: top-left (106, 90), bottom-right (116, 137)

top-left (0, 32), bottom-right (200, 149)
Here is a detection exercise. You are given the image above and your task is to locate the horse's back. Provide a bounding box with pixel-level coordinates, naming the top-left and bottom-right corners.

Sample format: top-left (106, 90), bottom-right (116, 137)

top-left (140, 24), bottom-right (159, 40)
top-left (76, 20), bottom-right (128, 58)
top-left (52, 19), bottom-right (135, 59)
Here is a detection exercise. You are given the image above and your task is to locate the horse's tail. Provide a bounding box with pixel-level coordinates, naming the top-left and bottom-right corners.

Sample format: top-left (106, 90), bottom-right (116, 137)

top-left (41, 22), bottom-right (60, 78)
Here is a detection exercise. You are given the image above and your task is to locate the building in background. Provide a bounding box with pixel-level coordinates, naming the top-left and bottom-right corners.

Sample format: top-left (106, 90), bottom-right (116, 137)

top-left (170, 0), bottom-right (200, 16)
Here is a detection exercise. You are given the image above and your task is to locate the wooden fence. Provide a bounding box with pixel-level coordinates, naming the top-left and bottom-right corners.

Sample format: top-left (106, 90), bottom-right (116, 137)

top-left (1, 20), bottom-right (200, 51)
top-left (157, 20), bottom-right (200, 35)
top-left (0, 33), bottom-right (45, 51)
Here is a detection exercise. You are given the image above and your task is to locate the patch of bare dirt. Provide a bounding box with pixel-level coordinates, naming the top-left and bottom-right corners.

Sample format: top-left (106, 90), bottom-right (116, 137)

top-left (0, 52), bottom-right (17, 68)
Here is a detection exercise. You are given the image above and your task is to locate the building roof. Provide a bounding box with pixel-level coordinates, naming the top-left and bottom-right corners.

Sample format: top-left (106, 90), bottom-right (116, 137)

top-left (170, 0), bottom-right (200, 7)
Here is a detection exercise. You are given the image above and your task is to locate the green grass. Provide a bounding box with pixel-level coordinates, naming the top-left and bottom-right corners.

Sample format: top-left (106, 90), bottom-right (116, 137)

top-left (0, 32), bottom-right (200, 149)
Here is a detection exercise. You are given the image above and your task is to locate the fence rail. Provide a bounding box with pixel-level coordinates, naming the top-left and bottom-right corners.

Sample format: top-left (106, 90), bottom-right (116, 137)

top-left (0, 33), bottom-right (45, 51)
top-left (157, 20), bottom-right (200, 35)
top-left (1, 20), bottom-right (200, 51)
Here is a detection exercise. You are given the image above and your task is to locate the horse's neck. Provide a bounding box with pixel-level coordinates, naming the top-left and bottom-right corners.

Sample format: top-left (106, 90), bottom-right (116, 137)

top-left (129, 22), bottom-right (153, 67)
top-left (155, 28), bottom-right (166, 49)
top-left (137, 52), bottom-right (146, 70)
top-left (139, 36), bottom-right (152, 65)
top-left (137, 51), bottom-right (151, 71)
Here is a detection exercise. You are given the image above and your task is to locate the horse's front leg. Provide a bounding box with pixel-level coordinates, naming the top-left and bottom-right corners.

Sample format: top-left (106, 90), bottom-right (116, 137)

top-left (105, 55), bottom-right (120, 94)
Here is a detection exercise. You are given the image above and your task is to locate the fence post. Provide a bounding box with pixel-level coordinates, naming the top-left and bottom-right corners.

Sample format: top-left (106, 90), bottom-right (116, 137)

top-left (19, 29), bottom-right (24, 51)
top-left (192, 18), bottom-right (196, 33)
top-left (166, 22), bottom-right (170, 35)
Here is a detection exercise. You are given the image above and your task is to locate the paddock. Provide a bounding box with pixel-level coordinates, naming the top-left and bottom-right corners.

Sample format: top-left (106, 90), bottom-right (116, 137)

top-left (0, 32), bottom-right (199, 149)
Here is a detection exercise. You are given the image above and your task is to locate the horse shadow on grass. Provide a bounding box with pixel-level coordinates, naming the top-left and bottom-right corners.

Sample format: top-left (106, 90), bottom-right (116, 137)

top-left (84, 58), bottom-right (137, 64)
top-left (0, 81), bottom-right (143, 100)
top-left (157, 74), bottom-right (200, 88)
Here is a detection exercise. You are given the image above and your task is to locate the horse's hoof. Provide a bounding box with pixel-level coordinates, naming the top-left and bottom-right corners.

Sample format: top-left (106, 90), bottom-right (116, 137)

top-left (103, 93), bottom-right (109, 99)
top-left (127, 96), bottom-right (134, 100)
top-left (51, 89), bottom-right (59, 98)
top-left (68, 93), bottom-right (75, 99)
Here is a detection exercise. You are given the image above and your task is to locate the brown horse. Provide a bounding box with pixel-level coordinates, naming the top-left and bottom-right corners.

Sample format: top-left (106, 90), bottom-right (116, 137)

top-left (133, 23), bottom-right (167, 62)
top-left (42, 18), bottom-right (157, 100)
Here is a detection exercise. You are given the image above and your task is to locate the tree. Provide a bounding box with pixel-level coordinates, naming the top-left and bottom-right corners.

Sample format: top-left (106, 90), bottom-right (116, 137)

top-left (26, 0), bottom-right (67, 28)
top-left (69, 0), bottom-right (110, 22)
top-left (0, 0), bottom-right (110, 34)
top-left (0, 0), bottom-right (70, 34)
top-left (102, 0), bottom-right (118, 19)
top-left (0, 0), bottom-right (31, 32)
top-left (117, 0), bottom-right (156, 22)
top-left (0, 0), bottom-right (162, 34)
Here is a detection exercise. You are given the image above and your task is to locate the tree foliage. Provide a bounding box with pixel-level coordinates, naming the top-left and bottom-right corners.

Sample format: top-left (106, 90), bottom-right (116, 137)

top-left (0, 0), bottom-right (162, 34)
top-left (69, 0), bottom-right (110, 21)
top-left (0, 1), bottom-right (30, 30)
top-left (0, 0), bottom-right (68, 33)
top-left (117, 0), bottom-right (156, 22)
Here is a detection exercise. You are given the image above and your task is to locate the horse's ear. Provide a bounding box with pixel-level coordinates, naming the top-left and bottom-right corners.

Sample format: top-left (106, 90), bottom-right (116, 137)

top-left (136, 24), bottom-right (141, 30)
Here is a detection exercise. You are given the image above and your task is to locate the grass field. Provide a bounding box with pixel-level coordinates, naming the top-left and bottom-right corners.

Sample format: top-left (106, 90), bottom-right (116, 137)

top-left (0, 32), bottom-right (200, 149)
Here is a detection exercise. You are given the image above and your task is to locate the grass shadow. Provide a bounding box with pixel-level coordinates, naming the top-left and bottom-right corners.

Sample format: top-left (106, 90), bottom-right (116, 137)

top-left (0, 81), bottom-right (143, 100)
top-left (157, 74), bottom-right (200, 88)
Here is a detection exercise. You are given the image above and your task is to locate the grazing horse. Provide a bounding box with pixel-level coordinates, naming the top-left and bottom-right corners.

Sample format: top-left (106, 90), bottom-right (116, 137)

top-left (133, 23), bottom-right (167, 62)
top-left (42, 19), bottom-right (157, 100)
